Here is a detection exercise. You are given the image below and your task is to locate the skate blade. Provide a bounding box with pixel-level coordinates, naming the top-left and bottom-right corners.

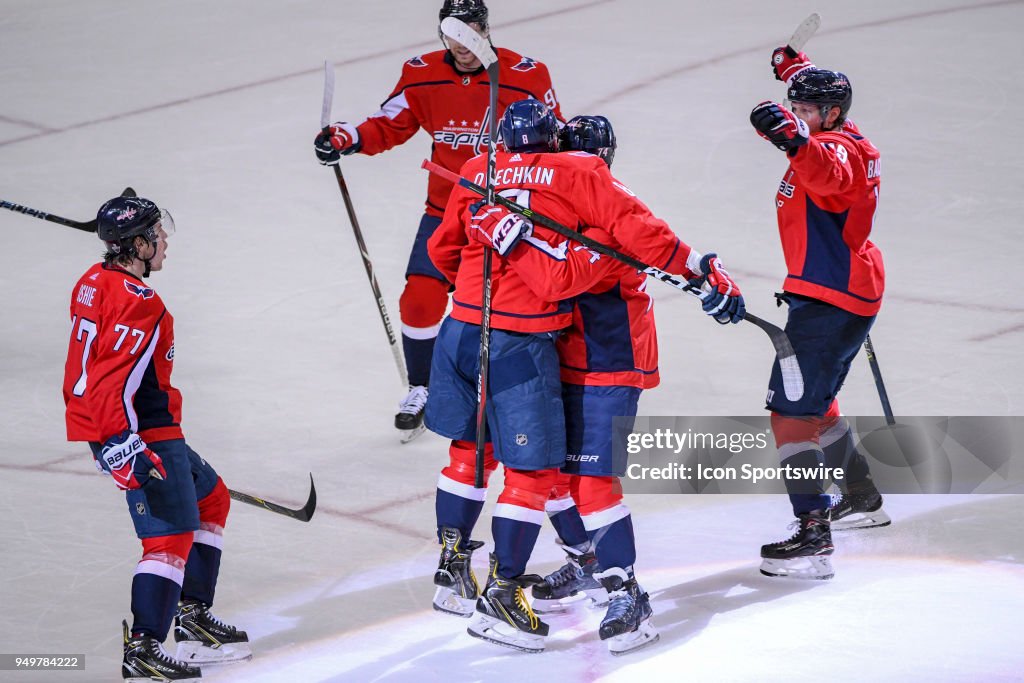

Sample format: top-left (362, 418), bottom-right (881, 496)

top-left (467, 613), bottom-right (545, 653)
top-left (760, 556), bottom-right (834, 580)
top-left (433, 586), bottom-right (476, 618)
top-left (832, 509), bottom-right (892, 531)
top-left (176, 639), bottom-right (252, 664)
top-left (399, 423), bottom-right (426, 444)
top-left (532, 587), bottom-right (609, 614)
top-left (125, 675), bottom-right (200, 683)
top-left (607, 618), bottom-right (660, 656)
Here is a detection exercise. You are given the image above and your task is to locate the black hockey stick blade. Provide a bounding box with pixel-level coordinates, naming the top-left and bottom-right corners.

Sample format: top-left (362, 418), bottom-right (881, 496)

top-left (228, 473), bottom-right (317, 522)
top-left (1, 186), bottom-right (137, 233)
top-left (421, 159), bottom-right (806, 401)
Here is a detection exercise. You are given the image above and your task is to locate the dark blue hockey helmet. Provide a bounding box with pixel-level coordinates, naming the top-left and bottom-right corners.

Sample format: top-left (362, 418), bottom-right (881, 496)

top-left (96, 196), bottom-right (172, 255)
top-left (439, 0), bottom-right (488, 31)
top-left (561, 115), bottom-right (617, 168)
top-left (499, 98), bottom-right (559, 154)
top-left (787, 68), bottom-right (853, 128)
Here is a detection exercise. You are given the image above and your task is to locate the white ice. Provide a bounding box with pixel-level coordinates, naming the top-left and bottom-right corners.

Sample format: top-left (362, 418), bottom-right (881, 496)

top-left (2, 1), bottom-right (1023, 681)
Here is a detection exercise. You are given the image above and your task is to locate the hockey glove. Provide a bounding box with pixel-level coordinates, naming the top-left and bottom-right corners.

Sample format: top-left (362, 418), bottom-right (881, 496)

top-left (771, 46), bottom-right (815, 84)
top-left (97, 430), bottom-right (166, 491)
top-left (314, 123), bottom-right (360, 165)
top-left (691, 252), bottom-right (745, 325)
top-left (750, 101), bottom-right (809, 155)
top-left (468, 202), bottom-right (533, 256)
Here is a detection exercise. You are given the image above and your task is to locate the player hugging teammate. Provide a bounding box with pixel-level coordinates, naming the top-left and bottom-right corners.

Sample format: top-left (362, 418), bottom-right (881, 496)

top-left (424, 98), bottom-right (744, 654)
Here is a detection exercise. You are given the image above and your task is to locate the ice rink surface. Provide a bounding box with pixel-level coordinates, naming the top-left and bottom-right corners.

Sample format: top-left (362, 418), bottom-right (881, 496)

top-left (2, 1), bottom-right (1023, 681)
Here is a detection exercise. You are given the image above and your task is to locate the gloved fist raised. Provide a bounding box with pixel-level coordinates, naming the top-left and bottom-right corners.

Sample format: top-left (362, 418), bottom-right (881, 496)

top-left (691, 252), bottom-right (745, 325)
top-left (771, 46), bottom-right (815, 84)
top-left (750, 101), bottom-right (809, 154)
top-left (468, 202), bottom-right (533, 256)
top-left (314, 123), bottom-right (360, 165)
top-left (97, 431), bottom-right (166, 491)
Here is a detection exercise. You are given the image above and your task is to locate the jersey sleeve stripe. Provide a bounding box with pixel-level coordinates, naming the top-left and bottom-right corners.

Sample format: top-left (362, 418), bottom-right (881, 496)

top-left (371, 91), bottom-right (411, 121)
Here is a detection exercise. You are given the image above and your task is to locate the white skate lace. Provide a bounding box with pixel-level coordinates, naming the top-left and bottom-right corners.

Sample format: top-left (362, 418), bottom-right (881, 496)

top-left (772, 519), bottom-right (802, 544)
top-left (142, 639), bottom-right (188, 667)
top-left (398, 386), bottom-right (428, 415)
top-left (192, 604), bottom-right (235, 634)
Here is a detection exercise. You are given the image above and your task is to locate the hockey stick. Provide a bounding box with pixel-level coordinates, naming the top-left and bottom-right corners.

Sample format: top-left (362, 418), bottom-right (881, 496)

top-left (320, 61), bottom-right (408, 388)
top-left (440, 17), bottom-right (500, 488)
top-left (787, 12), bottom-right (821, 52)
top-left (863, 335), bottom-right (895, 425)
top-left (228, 474), bottom-right (317, 523)
top-left (1, 187), bottom-right (137, 233)
top-left (422, 159), bottom-right (806, 402)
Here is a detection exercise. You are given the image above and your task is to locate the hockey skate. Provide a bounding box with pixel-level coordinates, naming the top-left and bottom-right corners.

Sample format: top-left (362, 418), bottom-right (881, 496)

top-left (396, 385), bottom-right (428, 443)
top-left (122, 620), bottom-right (201, 682)
top-left (829, 482), bottom-right (891, 531)
top-left (467, 553), bottom-right (549, 653)
top-left (174, 601), bottom-right (251, 665)
top-left (760, 510), bottom-right (835, 580)
top-left (594, 568), bottom-right (659, 656)
top-left (433, 527), bottom-right (484, 617)
top-left (531, 544), bottom-right (608, 614)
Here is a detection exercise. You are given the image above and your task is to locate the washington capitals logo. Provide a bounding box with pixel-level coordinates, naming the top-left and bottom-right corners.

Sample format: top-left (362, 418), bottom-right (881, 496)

top-left (512, 57), bottom-right (538, 72)
top-left (406, 55), bottom-right (428, 68)
top-left (124, 280), bottom-right (154, 299)
top-left (116, 207), bottom-right (137, 222)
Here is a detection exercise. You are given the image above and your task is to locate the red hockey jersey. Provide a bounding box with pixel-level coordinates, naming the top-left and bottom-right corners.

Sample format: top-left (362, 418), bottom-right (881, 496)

top-left (776, 120), bottom-right (884, 316)
top-left (505, 226), bottom-right (661, 389)
top-left (429, 150), bottom-right (696, 338)
top-left (64, 263), bottom-right (183, 445)
top-left (355, 47), bottom-right (561, 217)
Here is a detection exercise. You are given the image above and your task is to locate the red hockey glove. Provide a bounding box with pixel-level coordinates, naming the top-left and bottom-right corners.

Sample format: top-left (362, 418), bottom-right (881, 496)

top-left (771, 46), bottom-right (815, 84)
top-left (690, 253), bottom-right (745, 324)
top-left (468, 202), bottom-right (533, 256)
top-left (314, 123), bottom-right (360, 165)
top-left (751, 101), bottom-right (809, 154)
top-left (98, 431), bottom-right (166, 491)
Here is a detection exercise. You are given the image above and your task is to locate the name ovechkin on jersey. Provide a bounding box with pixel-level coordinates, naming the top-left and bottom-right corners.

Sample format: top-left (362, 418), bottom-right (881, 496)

top-left (472, 166), bottom-right (555, 187)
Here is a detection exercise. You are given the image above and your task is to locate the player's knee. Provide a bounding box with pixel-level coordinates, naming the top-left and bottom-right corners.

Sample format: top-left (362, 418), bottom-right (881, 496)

top-left (441, 440), bottom-right (497, 486)
top-left (141, 533), bottom-right (193, 568)
top-left (571, 475), bottom-right (622, 516)
top-left (771, 411), bottom-right (824, 447)
top-left (498, 467), bottom-right (560, 511)
top-left (400, 275), bottom-right (449, 328)
top-left (548, 471), bottom-right (573, 501)
top-left (197, 478), bottom-right (230, 529)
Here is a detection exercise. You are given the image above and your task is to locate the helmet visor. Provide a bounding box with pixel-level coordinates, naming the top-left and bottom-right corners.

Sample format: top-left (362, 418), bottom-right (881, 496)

top-left (155, 209), bottom-right (175, 238)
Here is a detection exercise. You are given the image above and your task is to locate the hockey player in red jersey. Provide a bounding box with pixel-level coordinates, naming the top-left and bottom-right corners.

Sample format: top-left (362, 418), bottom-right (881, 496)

top-left (63, 196), bottom-right (248, 681)
top-left (313, 0), bottom-right (563, 440)
top-left (425, 100), bottom-right (744, 653)
top-left (750, 50), bottom-right (890, 581)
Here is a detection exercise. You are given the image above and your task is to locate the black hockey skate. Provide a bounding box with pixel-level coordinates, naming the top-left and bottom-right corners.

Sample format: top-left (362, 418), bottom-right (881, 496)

top-left (467, 553), bottom-right (549, 653)
top-left (531, 545), bottom-right (608, 614)
top-left (829, 482), bottom-right (891, 531)
top-left (433, 527), bottom-right (484, 617)
top-left (174, 600), bottom-right (251, 665)
top-left (760, 510), bottom-right (835, 580)
top-left (395, 385), bottom-right (428, 443)
top-left (122, 620), bottom-right (201, 682)
top-left (594, 568), bottom-right (659, 655)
